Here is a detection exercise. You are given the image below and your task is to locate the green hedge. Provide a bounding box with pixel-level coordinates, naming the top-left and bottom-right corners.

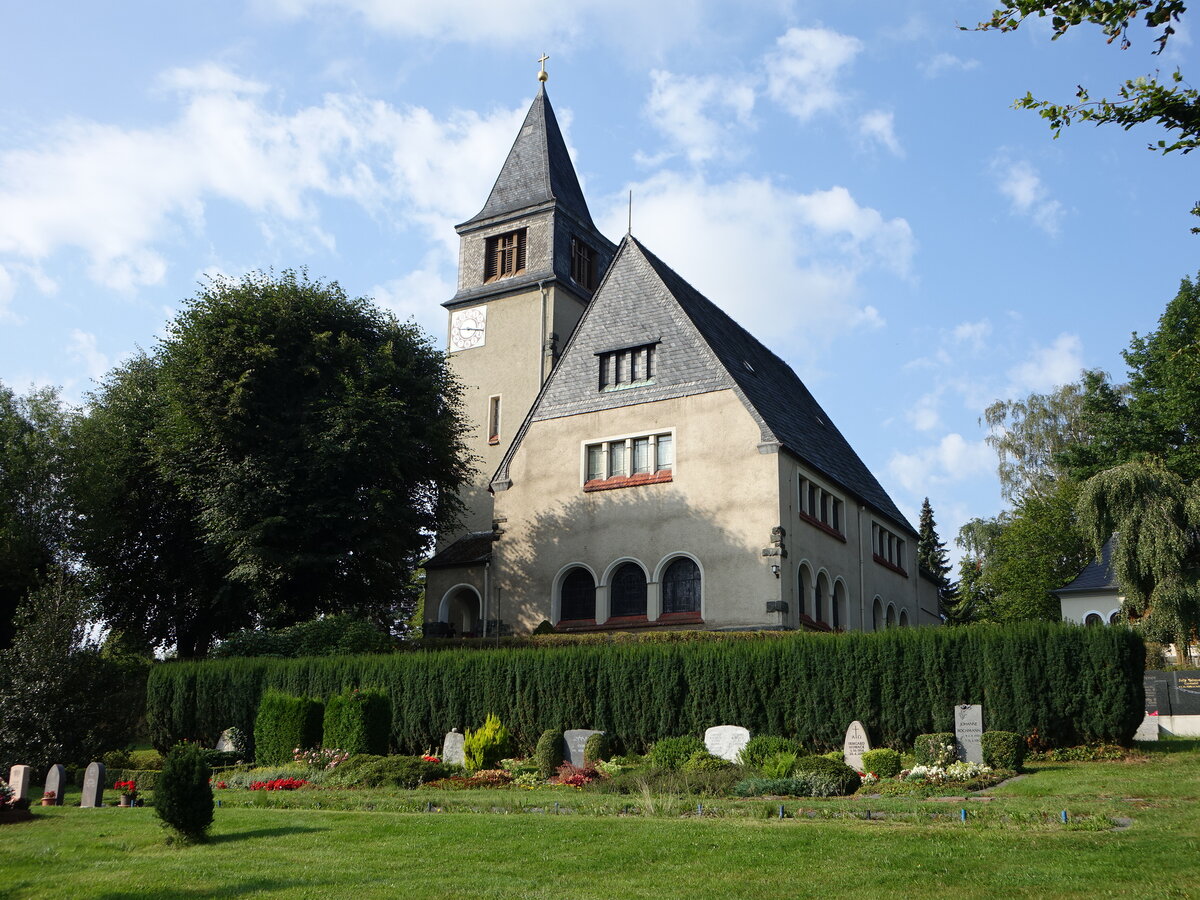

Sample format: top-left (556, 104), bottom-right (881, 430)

top-left (147, 623), bottom-right (1145, 754)
top-left (323, 689), bottom-right (390, 755)
top-left (252, 690), bottom-right (324, 765)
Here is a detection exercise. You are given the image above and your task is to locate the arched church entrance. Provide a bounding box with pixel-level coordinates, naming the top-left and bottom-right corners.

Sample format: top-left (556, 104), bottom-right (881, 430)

top-left (438, 585), bottom-right (482, 638)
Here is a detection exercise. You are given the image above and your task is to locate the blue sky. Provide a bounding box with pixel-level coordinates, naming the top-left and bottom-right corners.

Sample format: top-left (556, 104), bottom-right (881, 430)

top-left (1, 1), bottom-right (1194, 560)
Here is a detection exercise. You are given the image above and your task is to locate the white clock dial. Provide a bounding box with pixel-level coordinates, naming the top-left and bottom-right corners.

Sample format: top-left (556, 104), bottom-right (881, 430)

top-left (449, 306), bottom-right (487, 351)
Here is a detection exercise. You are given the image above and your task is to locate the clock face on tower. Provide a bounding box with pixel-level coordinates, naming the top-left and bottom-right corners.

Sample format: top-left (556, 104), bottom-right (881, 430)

top-left (449, 305), bottom-right (487, 351)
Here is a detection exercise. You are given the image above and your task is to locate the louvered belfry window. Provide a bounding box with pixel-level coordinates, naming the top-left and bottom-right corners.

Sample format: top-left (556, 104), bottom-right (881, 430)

top-left (571, 237), bottom-right (595, 289)
top-left (485, 228), bottom-right (527, 282)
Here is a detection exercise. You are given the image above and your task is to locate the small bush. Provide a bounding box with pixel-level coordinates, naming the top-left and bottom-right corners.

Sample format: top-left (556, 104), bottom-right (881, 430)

top-left (790, 756), bottom-right (861, 794)
top-left (128, 749), bottom-right (164, 770)
top-left (860, 748), bottom-right (902, 778)
top-left (253, 690), bottom-right (324, 766)
top-left (463, 714), bottom-right (513, 773)
top-left (584, 732), bottom-right (612, 765)
top-left (913, 733), bottom-right (957, 768)
top-left (821, 750), bottom-right (844, 762)
top-left (1029, 743), bottom-right (1128, 762)
top-left (734, 768), bottom-right (861, 797)
top-left (981, 731), bottom-right (1025, 771)
top-left (647, 736), bottom-right (706, 772)
top-left (323, 688), bottom-right (391, 756)
top-left (759, 751), bottom-right (799, 779)
top-left (681, 751), bottom-right (733, 773)
top-left (102, 749), bottom-right (133, 770)
top-left (738, 735), bottom-right (803, 769)
top-left (325, 754), bottom-right (451, 788)
top-left (590, 769), bottom-right (741, 798)
top-left (534, 729), bottom-right (564, 779)
top-left (154, 743), bottom-right (214, 843)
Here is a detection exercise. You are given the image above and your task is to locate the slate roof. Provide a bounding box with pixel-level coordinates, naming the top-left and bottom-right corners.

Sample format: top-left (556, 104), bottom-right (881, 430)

top-left (496, 234), bottom-right (916, 535)
top-left (1055, 536), bottom-right (1119, 594)
top-left (424, 531), bottom-right (496, 569)
top-left (458, 86), bottom-right (595, 231)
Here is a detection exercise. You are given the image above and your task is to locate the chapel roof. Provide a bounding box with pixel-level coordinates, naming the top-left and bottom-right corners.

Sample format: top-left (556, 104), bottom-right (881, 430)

top-left (458, 86), bottom-right (595, 231)
top-left (1054, 535), bottom-right (1119, 594)
top-left (424, 531), bottom-right (496, 569)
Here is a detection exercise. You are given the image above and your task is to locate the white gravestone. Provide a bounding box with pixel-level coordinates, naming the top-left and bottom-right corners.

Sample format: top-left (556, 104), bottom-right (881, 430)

top-left (215, 729), bottom-right (239, 753)
top-left (44, 765), bottom-right (66, 805)
top-left (442, 729), bottom-right (465, 766)
top-left (842, 721), bottom-right (872, 772)
top-left (563, 729), bottom-right (603, 768)
top-left (80, 761), bottom-right (106, 808)
top-left (7, 765), bottom-right (31, 802)
top-left (1134, 713), bottom-right (1160, 742)
top-left (704, 726), bottom-right (751, 763)
top-left (954, 704), bottom-right (984, 764)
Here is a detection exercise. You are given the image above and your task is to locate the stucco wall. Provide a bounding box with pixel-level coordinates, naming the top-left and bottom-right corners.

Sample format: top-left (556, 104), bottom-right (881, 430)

top-left (492, 389), bottom-right (781, 631)
top-left (1060, 591), bottom-right (1123, 625)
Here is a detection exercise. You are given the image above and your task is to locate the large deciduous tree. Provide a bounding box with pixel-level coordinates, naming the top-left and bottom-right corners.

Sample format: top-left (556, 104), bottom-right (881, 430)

top-left (975, 1), bottom-right (1198, 228)
top-left (76, 270), bottom-right (470, 657)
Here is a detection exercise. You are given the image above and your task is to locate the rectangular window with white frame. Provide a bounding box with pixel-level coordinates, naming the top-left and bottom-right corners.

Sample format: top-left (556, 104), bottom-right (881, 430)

top-left (582, 430), bottom-right (674, 491)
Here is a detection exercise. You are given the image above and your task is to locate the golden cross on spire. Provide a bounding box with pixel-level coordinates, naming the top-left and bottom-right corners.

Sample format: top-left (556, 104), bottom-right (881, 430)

top-left (538, 53), bottom-right (549, 82)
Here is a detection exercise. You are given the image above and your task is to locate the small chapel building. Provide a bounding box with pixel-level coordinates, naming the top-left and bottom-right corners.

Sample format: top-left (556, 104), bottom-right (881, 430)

top-left (424, 78), bottom-right (940, 636)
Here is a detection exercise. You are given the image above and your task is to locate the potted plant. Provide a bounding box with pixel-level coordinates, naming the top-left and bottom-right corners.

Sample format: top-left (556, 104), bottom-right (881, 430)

top-left (40, 790), bottom-right (56, 807)
top-left (114, 780), bottom-right (137, 807)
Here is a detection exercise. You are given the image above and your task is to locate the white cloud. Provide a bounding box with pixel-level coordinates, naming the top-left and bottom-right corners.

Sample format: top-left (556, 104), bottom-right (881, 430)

top-left (920, 53), bottom-right (980, 78)
top-left (858, 110), bottom-right (903, 156)
top-left (952, 318), bottom-right (992, 349)
top-left (765, 27), bottom-right (863, 121)
top-left (0, 264), bottom-right (14, 321)
top-left (0, 64), bottom-right (528, 299)
top-left (908, 390), bottom-right (943, 431)
top-left (1007, 332), bottom-right (1084, 393)
top-left (602, 172), bottom-right (911, 355)
top-left (67, 329), bottom-right (110, 382)
top-left (992, 155), bottom-right (1064, 235)
top-left (370, 255), bottom-right (455, 342)
top-left (888, 433), bottom-right (993, 493)
top-left (644, 69), bottom-right (755, 164)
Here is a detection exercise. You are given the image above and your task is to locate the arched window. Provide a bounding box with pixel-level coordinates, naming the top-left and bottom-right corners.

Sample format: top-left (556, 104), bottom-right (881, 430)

top-left (559, 568), bottom-right (595, 621)
top-left (662, 557), bottom-right (701, 614)
top-left (899, 609), bottom-right (909, 628)
top-left (1108, 610), bottom-right (1122, 625)
top-left (798, 566), bottom-right (812, 618)
top-left (815, 573), bottom-right (830, 624)
top-left (609, 563), bottom-right (647, 618)
top-left (872, 597), bottom-right (883, 631)
top-left (832, 581), bottom-right (847, 630)
top-left (886, 603), bottom-right (897, 628)
top-left (1085, 613), bottom-right (1103, 627)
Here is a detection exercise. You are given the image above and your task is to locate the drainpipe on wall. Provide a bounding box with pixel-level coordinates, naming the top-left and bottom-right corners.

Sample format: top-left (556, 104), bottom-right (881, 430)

top-left (857, 504), bottom-right (866, 632)
top-left (538, 281), bottom-right (548, 387)
top-left (482, 558), bottom-right (491, 639)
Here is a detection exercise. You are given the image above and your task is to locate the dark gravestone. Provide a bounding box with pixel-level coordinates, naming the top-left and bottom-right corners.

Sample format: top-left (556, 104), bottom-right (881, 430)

top-left (1144, 672), bottom-right (1172, 715)
top-left (563, 729), bottom-right (602, 768)
top-left (80, 761), bottom-right (106, 808)
top-left (1170, 671), bottom-right (1200, 716)
top-left (44, 765), bottom-right (66, 805)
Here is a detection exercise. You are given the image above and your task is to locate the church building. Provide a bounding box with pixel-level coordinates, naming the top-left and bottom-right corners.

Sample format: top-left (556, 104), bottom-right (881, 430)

top-left (424, 75), bottom-right (940, 637)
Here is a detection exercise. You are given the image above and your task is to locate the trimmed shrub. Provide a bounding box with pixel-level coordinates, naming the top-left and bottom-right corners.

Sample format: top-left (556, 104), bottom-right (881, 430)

top-left (323, 688), bottom-right (390, 755)
top-left (462, 714), bottom-right (512, 773)
top-left (860, 748), bottom-right (902, 778)
top-left (682, 751), bottom-right (734, 773)
top-left (534, 729), bottom-right (564, 779)
top-left (734, 767), bottom-right (861, 797)
top-left (102, 749), bottom-right (132, 771)
top-left (154, 743), bottom-right (213, 843)
top-left (584, 732), bottom-right (612, 765)
top-left (648, 736), bottom-right (706, 772)
top-left (253, 690), bottom-right (323, 766)
top-left (211, 614), bottom-right (396, 658)
top-left (981, 731), bottom-right (1025, 771)
top-left (129, 749), bottom-right (164, 770)
top-left (913, 733), bottom-right (957, 768)
top-left (324, 754), bottom-right (451, 788)
top-left (146, 623), bottom-right (1146, 754)
top-left (738, 735), bottom-right (804, 769)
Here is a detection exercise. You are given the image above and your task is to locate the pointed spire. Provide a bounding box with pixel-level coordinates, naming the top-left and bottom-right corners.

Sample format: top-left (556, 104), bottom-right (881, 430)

top-left (459, 86), bottom-right (596, 230)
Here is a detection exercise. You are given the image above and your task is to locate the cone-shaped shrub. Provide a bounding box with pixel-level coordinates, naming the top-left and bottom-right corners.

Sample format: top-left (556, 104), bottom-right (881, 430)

top-left (323, 688), bottom-right (390, 755)
top-left (534, 729), bottom-right (564, 779)
top-left (154, 743), bottom-right (213, 844)
top-left (254, 690), bottom-right (323, 765)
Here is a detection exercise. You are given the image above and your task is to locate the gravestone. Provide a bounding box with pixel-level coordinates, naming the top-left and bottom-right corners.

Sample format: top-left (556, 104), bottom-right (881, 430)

top-left (954, 704), bottom-right (984, 764)
top-left (1170, 671), bottom-right (1200, 716)
top-left (7, 765), bottom-right (31, 802)
top-left (1144, 672), bottom-right (1171, 715)
top-left (44, 765), bottom-right (66, 805)
top-left (80, 761), bottom-right (106, 808)
top-left (563, 729), bottom-right (603, 768)
top-left (1134, 714), bottom-right (1160, 742)
top-left (704, 726), bottom-right (751, 763)
top-left (441, 729), bottom-right (465, 766)
top-left (215, 728), bottom-right (239, 753)
top-left (842, 721), bottom-right (871, 772)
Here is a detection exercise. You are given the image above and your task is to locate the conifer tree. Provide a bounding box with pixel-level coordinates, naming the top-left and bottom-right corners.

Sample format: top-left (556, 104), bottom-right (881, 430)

top-left (917, 498), bottom-right (954, 617)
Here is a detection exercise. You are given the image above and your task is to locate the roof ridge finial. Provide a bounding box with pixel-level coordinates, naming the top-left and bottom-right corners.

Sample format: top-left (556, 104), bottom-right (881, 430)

top-left (538, 52), bottom-right (549, 83)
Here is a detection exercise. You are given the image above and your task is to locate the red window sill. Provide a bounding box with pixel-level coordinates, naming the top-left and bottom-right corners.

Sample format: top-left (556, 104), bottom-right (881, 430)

top-left (799, 614), bottom-right (833, 632)
top-left (487, 436), bottom-right (500, 445)
top-left (555, 618), bottom-right (597, 629)
top-left (872, 554), bottom-right (908, 578)
top-left (798, 511), bottom-right (847, 543)
top-left (584, 471), bottom-right (672, 492)
top-left (656, 611), bottom-right (704, 625)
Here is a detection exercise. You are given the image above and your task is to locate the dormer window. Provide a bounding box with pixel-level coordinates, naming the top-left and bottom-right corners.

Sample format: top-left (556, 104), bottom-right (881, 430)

top-left (571, 236), bottom-right (596, 290)
top-left (599, 343), bottom-right (656, 391)
top-left (485, 229), bottom-right (527, 282)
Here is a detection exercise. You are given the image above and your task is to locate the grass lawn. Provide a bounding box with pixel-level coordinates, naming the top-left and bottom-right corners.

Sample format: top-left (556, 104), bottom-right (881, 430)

top-left (2, 741), bottom-right (1198, 899)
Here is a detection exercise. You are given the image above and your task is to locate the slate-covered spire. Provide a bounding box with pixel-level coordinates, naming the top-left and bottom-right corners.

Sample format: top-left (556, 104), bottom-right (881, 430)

top-left (459, 85), bottom-right (595, 230)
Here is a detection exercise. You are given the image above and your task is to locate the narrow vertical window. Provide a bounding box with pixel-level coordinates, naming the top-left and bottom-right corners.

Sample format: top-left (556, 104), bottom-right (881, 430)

top-left (632, 437), bottom-right (651, 475)
top-left (487, 395), bottom-right (501, 445)
top-left (655, 434), bottom-right (673, 471)
top-left (610, 440), bottom-right (627, 477)
top-left (587, 444), bottom-right (605, 481)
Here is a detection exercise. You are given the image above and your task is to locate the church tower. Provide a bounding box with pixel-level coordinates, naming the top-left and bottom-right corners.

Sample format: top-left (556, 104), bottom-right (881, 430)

top-left (443, 78), bottom-right (616, 536)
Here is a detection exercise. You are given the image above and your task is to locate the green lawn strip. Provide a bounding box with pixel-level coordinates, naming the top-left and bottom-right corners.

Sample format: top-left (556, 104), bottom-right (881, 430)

top-left (2, 806), bottom-right (1196, 899)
